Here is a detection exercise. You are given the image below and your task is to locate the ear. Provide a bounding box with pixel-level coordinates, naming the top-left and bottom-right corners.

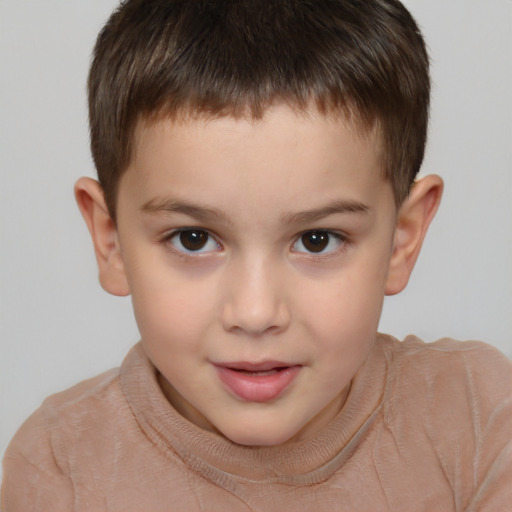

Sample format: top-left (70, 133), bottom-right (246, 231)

top-left (74, 177), bottom-right (130, 296)
top-left (385, 174), bottom-right (443, 296)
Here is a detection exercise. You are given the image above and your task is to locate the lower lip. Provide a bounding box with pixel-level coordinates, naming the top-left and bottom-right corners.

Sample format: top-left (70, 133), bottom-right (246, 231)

top-left (215, 365), bottom-right (301, 402)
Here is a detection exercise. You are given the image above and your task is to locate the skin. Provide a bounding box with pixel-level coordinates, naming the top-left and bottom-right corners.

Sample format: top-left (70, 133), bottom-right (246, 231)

top-left (76, 104), bottom-right (442, 447)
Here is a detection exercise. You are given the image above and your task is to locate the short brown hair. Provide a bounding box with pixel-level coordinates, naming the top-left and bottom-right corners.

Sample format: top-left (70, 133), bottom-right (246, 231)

top-left (89, 0), bottom-right (430, 218)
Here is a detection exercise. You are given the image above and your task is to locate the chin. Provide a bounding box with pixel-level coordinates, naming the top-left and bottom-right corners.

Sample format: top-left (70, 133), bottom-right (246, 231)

top-left (220, 423), bottom-right (297, 447)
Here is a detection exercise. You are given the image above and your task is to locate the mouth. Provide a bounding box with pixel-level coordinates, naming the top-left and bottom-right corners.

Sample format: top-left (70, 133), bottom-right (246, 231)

top-left (214, 361), bottom-right (302, 403)
top-left (231, 367), bottom-right (287, 376)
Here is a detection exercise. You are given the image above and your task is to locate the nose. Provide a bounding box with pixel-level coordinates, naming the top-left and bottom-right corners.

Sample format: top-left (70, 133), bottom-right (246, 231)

top-left (221, 257), bottom-right (291, 337)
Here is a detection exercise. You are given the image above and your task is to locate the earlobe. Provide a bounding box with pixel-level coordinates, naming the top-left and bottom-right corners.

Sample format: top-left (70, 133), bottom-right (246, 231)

top-left (74, 177), bottom-right (130, 296)
top-left (385, 174), bottom-right (443, 296)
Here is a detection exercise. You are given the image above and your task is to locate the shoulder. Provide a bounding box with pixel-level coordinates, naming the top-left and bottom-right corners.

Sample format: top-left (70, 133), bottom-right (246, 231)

top-left (3, 343), bottom-right (154, 477)
top-left (383, 332), bottom-right (510, 365)
top-left (386, 335), bottom-right (511, 400)
top-left (4, 366), bottom-right (122, 464)
top-left (378, 334), bottom-right (512, 507)
top-left (391, 333), bottom-right (511, 367)
top-left (42, 366), bottom-right (122, 424)
top-left (380, 334), bottom-right (512, 427)
top-left (2, 367), bottom-right (122, 510)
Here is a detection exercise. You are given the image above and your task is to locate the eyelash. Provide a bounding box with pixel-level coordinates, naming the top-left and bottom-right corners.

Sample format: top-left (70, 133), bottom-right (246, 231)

top-left (161, 228), bottom-right (348, 258)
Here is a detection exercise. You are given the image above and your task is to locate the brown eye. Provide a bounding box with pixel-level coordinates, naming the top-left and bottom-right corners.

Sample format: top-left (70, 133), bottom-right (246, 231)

top-left (301, 231), bottom-right (329, 253)
top-left (168, 229), bottom-right (219, 254)
top-left (179, 230), bottom-right (208, 251)
top-left (292, 230), bottom-right (344, 255)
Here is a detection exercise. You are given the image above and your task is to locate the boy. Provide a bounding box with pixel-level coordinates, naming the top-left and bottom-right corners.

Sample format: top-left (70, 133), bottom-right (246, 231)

top-left (2, 0), bottom-right (511, 510)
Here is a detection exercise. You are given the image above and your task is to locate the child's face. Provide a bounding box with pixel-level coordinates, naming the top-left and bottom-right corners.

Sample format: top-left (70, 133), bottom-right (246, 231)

top-left (115, 105), bottom-right (397, 446)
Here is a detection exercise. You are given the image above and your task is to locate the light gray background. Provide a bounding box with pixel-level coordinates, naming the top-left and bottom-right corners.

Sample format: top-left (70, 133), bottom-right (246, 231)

top-left (1, 0), bottom-right (511, 471)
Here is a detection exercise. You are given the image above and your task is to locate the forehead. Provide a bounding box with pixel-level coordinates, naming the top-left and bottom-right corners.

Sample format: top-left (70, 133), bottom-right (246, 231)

top-left (121, 104), bottom-right (390, 217)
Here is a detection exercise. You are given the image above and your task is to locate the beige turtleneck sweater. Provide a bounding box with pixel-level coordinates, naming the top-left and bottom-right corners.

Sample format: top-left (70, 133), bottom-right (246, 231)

top-left (2, 334), bottom-right (512, 511)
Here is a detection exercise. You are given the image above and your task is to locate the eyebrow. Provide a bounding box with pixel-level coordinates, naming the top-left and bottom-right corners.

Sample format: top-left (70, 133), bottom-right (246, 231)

top-left (280, 199), bottom-right (369, 224)
top-left (141, 197), bottom-right (369, 224)
top-left (141, 198), bottom-right (230, 223)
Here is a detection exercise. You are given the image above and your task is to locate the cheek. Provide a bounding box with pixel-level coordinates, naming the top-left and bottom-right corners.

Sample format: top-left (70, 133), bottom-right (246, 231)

top-left (301, 261), bottom-right (388, 338)
top-left (131, 276), bottom-right (217, 386)
top-left (128, 265), bottom-right (216, 348)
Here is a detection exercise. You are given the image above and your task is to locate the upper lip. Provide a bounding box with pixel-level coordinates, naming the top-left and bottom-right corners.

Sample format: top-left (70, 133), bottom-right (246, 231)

top-left (214, 361), bottom-right (296, 372)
